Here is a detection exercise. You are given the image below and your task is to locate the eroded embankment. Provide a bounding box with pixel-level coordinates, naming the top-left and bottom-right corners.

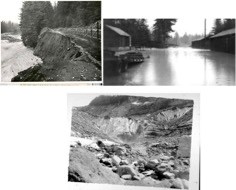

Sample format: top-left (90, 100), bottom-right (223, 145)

top-left (12, 28), bottom-right (101, 82)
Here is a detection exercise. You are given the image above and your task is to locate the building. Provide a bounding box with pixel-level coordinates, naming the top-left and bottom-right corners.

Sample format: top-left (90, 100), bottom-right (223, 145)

top-left (191, 37), bottom-right (210, 49)
top-left (104, 25), bottom-right (131, 51)
top-left (210, 28), bottom-right (235, 54)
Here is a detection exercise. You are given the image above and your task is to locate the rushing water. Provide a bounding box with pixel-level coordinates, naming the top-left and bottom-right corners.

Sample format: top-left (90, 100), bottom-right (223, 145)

top-left (104, 47), bottom-right (235, 86)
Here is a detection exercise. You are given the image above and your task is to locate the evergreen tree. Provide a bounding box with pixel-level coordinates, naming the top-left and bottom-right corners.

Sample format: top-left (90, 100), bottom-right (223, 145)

top-left (1, 21), bottom-right (19, 33)
top-left (20, 1), bottom-right (54, 47)
top-left (152, 19), bottom-right (177, 47)
top-left (222, 19), bottom-right (235, 30)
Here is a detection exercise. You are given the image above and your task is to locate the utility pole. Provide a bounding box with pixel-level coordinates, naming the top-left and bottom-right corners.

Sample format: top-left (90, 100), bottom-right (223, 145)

top-left (204, 19), bottom-right (206, 38)
top-left (204, 19), bottom-right (207, 49)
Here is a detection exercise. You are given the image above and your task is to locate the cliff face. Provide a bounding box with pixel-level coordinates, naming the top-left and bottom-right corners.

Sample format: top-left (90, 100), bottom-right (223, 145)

top-left (71, 95), bottom-right (194, 143)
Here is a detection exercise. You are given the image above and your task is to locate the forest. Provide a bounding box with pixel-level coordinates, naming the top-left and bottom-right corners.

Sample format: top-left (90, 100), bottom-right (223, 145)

top-left (20, 1), bottom-right (101, 47)
top-left (211, 19), bottom-right (235, 34)
top-left (1, 21), bottom-right (20, 33)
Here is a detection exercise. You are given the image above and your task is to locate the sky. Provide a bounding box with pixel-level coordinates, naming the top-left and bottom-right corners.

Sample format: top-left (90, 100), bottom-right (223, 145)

top-left (147, 18), bottom-right (215, 36)
top-left (0, 1), bottom-right (57, 24)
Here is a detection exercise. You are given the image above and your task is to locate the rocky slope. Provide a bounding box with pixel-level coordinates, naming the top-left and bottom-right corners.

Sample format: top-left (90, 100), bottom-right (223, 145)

top-left (69, 95), bottom-right (194, 188)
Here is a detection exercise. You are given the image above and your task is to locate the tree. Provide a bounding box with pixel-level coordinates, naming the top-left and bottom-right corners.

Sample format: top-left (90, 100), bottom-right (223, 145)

top-left (1, 21), bottom-right (19, 33)
top-left (222, 19), bottom-right (235, 30)
top-left (53, 1), bottom-right (101, 27)
top-left (20, 1), bottom-right (54, 47)
top-left (211, 19), bottom-right (223, 35)
top-left (152, 19), bottom-right (177, 47)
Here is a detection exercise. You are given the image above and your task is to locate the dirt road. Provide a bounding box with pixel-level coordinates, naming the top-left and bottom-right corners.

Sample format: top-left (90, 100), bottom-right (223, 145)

top-left (1, 34), bottom-right (42, 82)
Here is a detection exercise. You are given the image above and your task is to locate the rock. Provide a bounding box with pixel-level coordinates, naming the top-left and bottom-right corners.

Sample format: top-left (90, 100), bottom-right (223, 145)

top-left (156, 163), bottom-right (169, 173)
top-left (146, 159), bottom-right (159, 169)
top-left (142, 170), bottom-right (155, 176)
top-left (132, 161), bottom-right (138, 166)
top-left (175, 170), bottom-right (190, 180)
top-left (112, 155), bottom-right (121, 166)
top-left (170, 178), bottom-right (189, 189)
top-left (183, 159), bottom-right (189, 165)
top-left (113, 146), bottom-right (127, 156)
top-left (68, 147), bottom-right (123, 184)
top-left (177, 136), bottom-right (191, 158)
top-left (117, 165), bottom-right (138, 177)
top-left (97, 140), bottom-right (106, 149)
top-left (182, 179), bottom-right (189, 189)
top-left (138, 159), bottom-right (147, 166)
top-left (163, 171), bottom-right (175, 179)
top-left (168, 160), bottom-right (175, 167)
top-left (120, 159), bottom-right (129, 165)
top-left (150, 143), bottom-right (160, 147)
top-left (86, 142), bottom-right (100, 150)
top-left (160, 155), bottom-right (171, 161)
top-left (112, 166), bottom-right (118, 172)
top-left (121, 174), bottom-right (132, 180)
top-left (96, 153), bottom-right (104, 160)
top-left (100, 158), bottom-right (112, 166)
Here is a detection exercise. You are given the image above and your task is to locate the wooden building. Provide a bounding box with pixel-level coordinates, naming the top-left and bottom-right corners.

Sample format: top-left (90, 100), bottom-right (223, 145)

top-left (104, 25), bottom-right (131, 51)
top-left (191, 37), bottom-right (210, 49)
top-left (210, 28), bottom-right (235, 54)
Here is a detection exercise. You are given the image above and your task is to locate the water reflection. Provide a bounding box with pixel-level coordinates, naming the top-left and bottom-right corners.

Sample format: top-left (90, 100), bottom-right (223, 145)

top-left (104, 47), bottom-right (235, 86)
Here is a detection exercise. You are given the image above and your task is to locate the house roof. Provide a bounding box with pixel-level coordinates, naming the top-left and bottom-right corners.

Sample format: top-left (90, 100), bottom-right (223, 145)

top-left (211, 28), bottom-right (235, 38)
top-left (106, 25), bottom-right (130, 37)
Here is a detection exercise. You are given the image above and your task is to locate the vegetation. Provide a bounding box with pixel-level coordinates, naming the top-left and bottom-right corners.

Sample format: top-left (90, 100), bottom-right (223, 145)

top-left (168, 32), bottom-right (203, 46)
top-left (1, 21), bottom-right (19, 33)
top-left (20, 1), bottom-right (54, 47)
top-left (152, 19), bottom-right (177, 47)
top-left (104, 19), bottom-right (151, 47)
top-left (20, 1), bottom-right (101, 48)
top-left (211, 19), bottom-right (235, 35)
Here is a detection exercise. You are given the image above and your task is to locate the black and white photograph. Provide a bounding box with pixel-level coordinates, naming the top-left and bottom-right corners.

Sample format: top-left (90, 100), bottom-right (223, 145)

top-left (1, 1), bottom-right (101, 82)
top-left (103, 19), bottom-right (235, 86)
top-left (68, 94), bottom-right (199, 189)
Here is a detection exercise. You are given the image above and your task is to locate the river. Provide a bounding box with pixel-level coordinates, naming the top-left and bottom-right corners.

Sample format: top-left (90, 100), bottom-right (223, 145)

top-left (104, 47), bottom-right (235, 86)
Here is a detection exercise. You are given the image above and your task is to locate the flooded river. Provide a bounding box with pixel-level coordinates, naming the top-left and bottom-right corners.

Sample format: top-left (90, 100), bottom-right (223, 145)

top-left (104, 47), bottom-right (235, 86)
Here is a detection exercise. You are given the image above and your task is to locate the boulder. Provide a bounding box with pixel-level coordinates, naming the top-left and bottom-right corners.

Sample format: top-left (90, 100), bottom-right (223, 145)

top-left (120, 159), bottom-right (129, 165)
top-left (117, 165), bottom-right (138, 177)
top-left (112, 155), bottom-right (121, 166)
top-left (68, 147), bottom-right (123, 184)
top-left (146, 159), bottom-right (159, 169)
top-left (175, 170), bottom-right (190, 180)
top-left (170, 178), bottom-right (189, 189)
top-left (177, 136), bottom-right (191, 158)
top-left (163, 171), bottom-right (175, 179)
top-left (156, 163), bottom-right (169, 173)
top-left (142, 170), bottom-right (155, 176)
top-left (121, 174), bottom-right (132, 180)
top-left (113, 146), bottom-right (127, 156)
top-left (160, 155), bottom-right (171, 161)
top-left (100, 158), bottom-right (112, 166)
top-left (96, 153), bottom-right (104, 160)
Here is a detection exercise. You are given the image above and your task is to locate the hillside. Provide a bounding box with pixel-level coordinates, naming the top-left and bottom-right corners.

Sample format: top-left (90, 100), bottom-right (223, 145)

top-left (69, 95), bottom-right (194, 188)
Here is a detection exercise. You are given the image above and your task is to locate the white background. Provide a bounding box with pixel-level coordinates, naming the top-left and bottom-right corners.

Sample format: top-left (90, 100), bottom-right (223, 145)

top-left (0, 0), bottom-right (236, 190)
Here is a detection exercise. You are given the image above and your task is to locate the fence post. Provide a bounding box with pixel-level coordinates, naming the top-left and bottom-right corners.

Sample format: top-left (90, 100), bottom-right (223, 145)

top-left (97, 22), bottom-right (99, 39)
